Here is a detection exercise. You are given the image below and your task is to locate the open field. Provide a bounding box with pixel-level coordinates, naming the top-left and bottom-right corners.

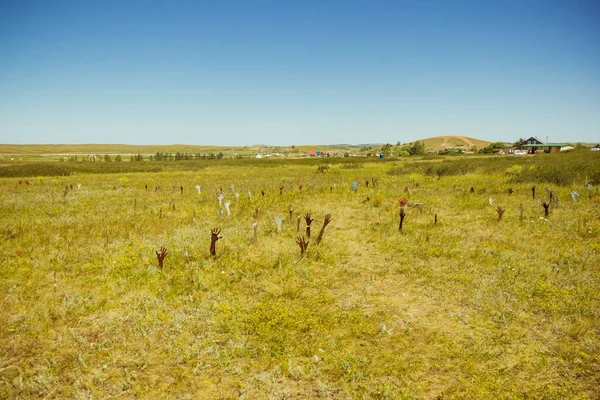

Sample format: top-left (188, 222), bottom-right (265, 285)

top-left (0, 144), bottom-right (246, 156)
top-left (0, 144), bottom-right (357, 158)
top-left (1, 152), bottom-right (599, 398)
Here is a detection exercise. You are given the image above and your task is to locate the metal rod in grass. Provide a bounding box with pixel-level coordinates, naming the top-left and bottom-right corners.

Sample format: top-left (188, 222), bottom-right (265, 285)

top-left (520, 203), bottom-right (524, 221)
top-left (252, 221), bottom-right (258, 242)
top-left (316, 214), bottom-right (332, 245)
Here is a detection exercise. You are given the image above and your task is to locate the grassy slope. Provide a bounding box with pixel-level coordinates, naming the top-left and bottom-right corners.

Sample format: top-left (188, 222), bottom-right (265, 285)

top-left (0, 155), bottom-right (599, 398)
top-left (421, 135), bottom-right (492, 150)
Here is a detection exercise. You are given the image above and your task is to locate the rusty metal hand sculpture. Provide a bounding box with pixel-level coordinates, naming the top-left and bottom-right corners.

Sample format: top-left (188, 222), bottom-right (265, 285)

top-left (304, 213), bottom-right (314, 237)
top-left (210, 228), bottom-right (221, 256)
top-left (156, 246), bottom-right (168, 269)
top-left (316, 214), bottom-right (331, 245)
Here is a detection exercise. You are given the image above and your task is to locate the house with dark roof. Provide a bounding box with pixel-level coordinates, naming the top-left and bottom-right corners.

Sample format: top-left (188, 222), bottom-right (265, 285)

top-left (517, 137), bottom-right (569, 153)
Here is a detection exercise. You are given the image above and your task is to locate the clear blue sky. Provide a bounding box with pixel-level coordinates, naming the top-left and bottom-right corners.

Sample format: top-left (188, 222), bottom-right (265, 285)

top-left (1, 0), bottom-right (598, 145)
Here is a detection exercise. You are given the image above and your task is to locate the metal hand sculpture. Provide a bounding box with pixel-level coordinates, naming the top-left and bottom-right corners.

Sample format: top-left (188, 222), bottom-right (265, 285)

top-left (296, 236), bottom-right (309, 258)
top-left (156, 246), bottom-right (168, 269)
top-left (496, 206), bottom-right (504, 221)
top-left (316, 214), bottom-right (332, 245)
top-left (210, 228), bottom-right (221, 256)
top-left (304, 213), bottom-right (314, 238)
top-left (399, 207), bottom-right (406, 231)
top-left (274, 217), bottom-right (283, 232)
top-left (542, 201), bottom-right (550, 218)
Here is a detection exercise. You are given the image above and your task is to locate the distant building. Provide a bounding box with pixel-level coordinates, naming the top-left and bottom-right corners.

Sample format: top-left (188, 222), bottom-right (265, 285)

top-left (517, 137), bottom-right (569, 154)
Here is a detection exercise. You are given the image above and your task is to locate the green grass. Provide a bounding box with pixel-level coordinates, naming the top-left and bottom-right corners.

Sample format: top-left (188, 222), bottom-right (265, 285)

top-left (1, 153), bottom-right (599, 398)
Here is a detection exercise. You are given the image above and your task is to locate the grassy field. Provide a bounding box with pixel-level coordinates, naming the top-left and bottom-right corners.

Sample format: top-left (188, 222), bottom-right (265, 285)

top-left (1, 152), bottom-right (599, 398)
top-left (0, 144), bottom-right (357, 158)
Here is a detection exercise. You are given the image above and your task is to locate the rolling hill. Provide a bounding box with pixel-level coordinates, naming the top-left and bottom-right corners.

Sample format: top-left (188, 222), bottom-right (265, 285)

top-left (420, 135), bottom-right (491, 150)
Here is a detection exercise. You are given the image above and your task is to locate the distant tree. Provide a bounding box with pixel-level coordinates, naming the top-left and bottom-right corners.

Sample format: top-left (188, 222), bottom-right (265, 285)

top-left (115, 155), bottom-right (122, 162)
top-left (407, 141), bottom-right (426, 156)
top-left (104, 154), bottom-right (112, 162)
top-left (381, 143), bottom-right (392, 155)
top-left (217, 152), bottom-right (224, 159)
top-left (479, 142), bottom-right (505, 154)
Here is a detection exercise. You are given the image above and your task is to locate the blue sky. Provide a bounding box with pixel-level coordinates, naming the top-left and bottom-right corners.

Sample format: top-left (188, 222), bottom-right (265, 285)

top-left (0, 0), bottom-right (598, 145)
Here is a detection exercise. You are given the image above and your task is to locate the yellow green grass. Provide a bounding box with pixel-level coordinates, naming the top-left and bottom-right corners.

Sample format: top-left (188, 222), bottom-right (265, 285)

top-left (1, 154), bottom-right (599, 398)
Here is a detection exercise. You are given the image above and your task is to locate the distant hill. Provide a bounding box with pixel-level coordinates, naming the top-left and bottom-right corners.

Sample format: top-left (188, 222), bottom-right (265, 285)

top-left (419, 136), bottom-right (491, 150)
